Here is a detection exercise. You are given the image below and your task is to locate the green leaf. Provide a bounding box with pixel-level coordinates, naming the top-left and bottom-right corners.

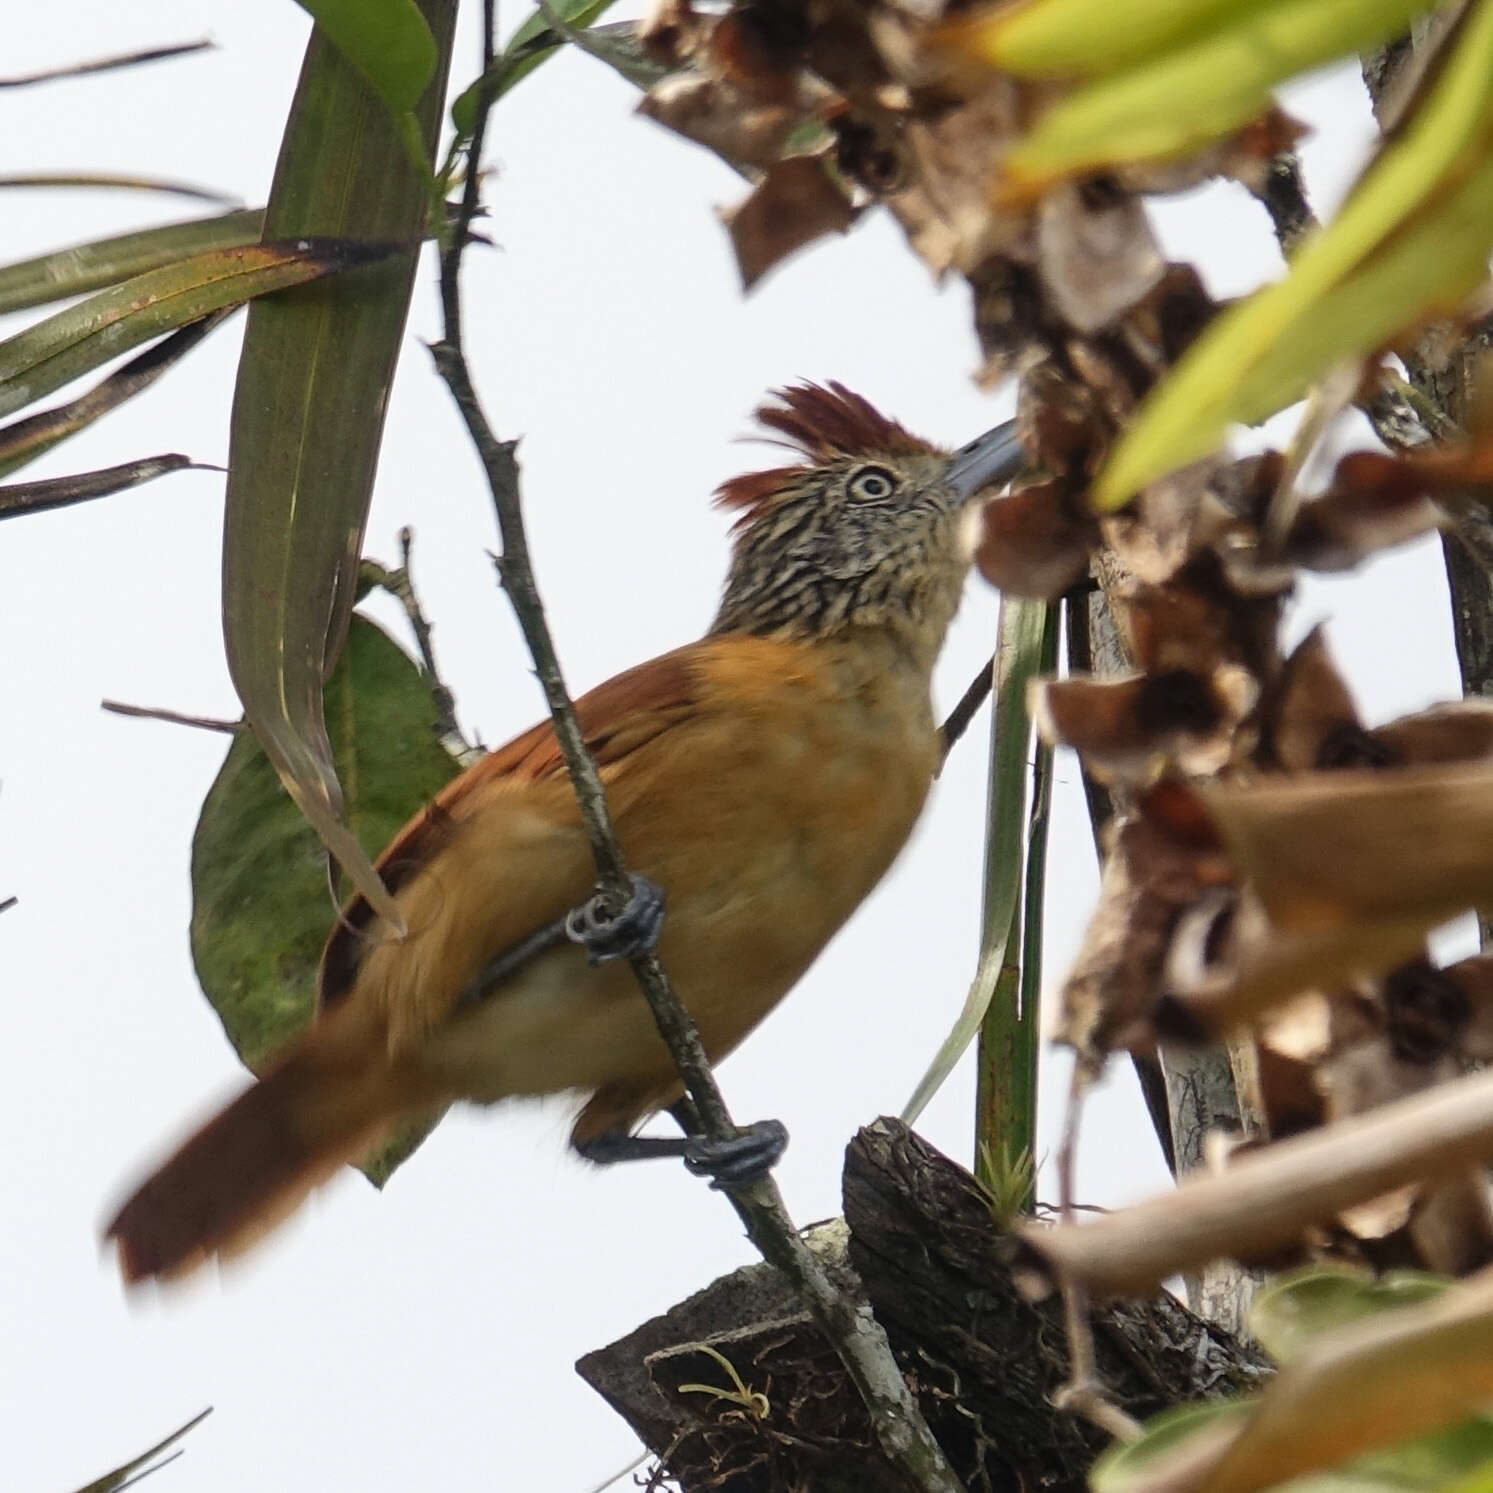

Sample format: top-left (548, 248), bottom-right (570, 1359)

top-left (999, 0), bottom-right (1433, 197)
top-left (223, 0), bottom-right (455, 931)
top-left (1092, 1400), bottom-right (1255, 1491)
top-left (0, 310), bottom-right (231, 478)
top-left (1095, 0), bottom-right (1493, 508)
top-left (0, 208), bottom-right (263, 316)
top-left (450, 0), bottom-right (619, 130)
top-left (903, 597), bottom-right (1051, 1125)
top-left (294, 0), bottom-right (436, 115)
top-left (0, 238), bottom-right (393, 422)
top-left (1252, 1268), bottom-right (1450, 1366)
top-left (0, 453), bottom-right (207, 519)
top-left (192, 614), bottom-right (461, 1185)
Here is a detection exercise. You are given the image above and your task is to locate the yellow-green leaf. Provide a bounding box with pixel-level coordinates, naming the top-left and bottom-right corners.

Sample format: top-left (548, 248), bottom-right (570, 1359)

top-left (998, 0), bottom-right (1433, 199)
top-left (969, 0), bottom-right (1434, 81)
top-left (1095, 0), bottom-right (1493, 509)
top-left (223, 0), bottom-right (455, 930)
top-left (0, 238), bottom-right (392, 422)
top-left (0, 208), bottom-right (262, 316)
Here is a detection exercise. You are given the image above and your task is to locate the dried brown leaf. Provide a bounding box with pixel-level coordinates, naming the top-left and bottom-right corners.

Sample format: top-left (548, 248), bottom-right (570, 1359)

top-left (638, 72), bottom-right (808, 169)
top-left (968, 478), bottom-right (1094, 597)
top-left (1262, 626), bottom-right (1363, 773)
top-left (721, 153), bottom-right (856, 290)
top-left (1035, 179), bottom-right (1164, 335)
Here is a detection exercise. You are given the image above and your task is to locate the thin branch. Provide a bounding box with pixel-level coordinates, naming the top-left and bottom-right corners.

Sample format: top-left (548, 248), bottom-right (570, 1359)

top-left (0, 896), bottom-right (17, 915)
top-left (363, 532), bottom-right (475, 761)
top-left (426, 9), bottom-right (964, 1489)
top-left (100, 699), bottom-right (240, 734)
top-left (0, 39), bottom-right (214, 89)
top-left (937, 654), bottom-right (994, 767)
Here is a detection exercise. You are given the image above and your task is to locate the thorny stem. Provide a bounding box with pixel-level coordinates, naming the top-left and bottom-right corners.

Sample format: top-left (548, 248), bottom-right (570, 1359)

top-left (427, 9), bottom-right (965, 1491)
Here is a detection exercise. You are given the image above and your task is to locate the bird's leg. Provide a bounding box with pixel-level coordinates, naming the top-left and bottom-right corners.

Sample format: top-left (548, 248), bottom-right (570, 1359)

top-left (564, 874), bottom-right (666, 965)
top-left (577, 1118), bottom-right (789, 1188)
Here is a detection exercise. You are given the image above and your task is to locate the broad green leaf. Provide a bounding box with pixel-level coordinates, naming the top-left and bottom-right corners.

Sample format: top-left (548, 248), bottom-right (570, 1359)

top-left (1093, 1400), bottom-right (1254, 1491)
top-left (999, 0), bottom-right (1434, 199)
top-left (1251, 1268), bottom-right (1449, 1366)
top-left (0, 208), bottom-right (262, 316)
top-left (0, 238), bottom-right (392, 422)
top-left (0, 310), bottom-right (230, 478)
top-left (903, 597), bottom-right (1049, 1123)
top-left (1096, 0), bottom-right (1493, 509)
top-left (223, 0), bottom-right (455, 930)
top-left (964, 0), bottom-right (1433, 81)
top-left (71, 1409), bottom-right (211, 1493)
top-left (0, 453), bottom-right (206, 519)
top-left (294, 0), bottom-right (436, 114)
top-left (450, 0), bottom-right (619, 130)
top-left (192, 615), bottom-right (461, 1185)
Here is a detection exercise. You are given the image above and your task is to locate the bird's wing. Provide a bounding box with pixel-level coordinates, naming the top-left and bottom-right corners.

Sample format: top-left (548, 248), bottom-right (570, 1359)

top-left (318, 643), bottom-right (704, 1011)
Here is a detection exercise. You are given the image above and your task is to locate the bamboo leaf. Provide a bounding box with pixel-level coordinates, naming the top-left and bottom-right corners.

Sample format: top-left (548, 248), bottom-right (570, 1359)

top-left (0, 239), bottom-right (394, 422)
top-left (0, 209), bottom-right (263, 316)
top-left (1095, 0), bottom-right (1493, 508)
top-left (0, 454), bottom-right (207, 520)
top-left (0, 310), bottom-right (230, 478)
top-left (192, 615), bottom-right (461, 1185)
top-left (903, 597), bottom-right (1051, 1124)
top-left (223, 0), bottom-right (455, 929)
top-left (450, 0), bottom-right (619, 130)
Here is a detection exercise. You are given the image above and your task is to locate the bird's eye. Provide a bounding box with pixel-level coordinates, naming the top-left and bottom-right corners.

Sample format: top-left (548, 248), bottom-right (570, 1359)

top-left (848, 466), bottom-right (896, 501)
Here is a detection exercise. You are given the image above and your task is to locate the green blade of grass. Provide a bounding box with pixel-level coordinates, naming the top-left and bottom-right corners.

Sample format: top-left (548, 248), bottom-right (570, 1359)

top-left (222, 0), bottom-right (455, 929)
top-left (974, 600), bottom-right (1057, 1207)
top-left (902, 597), bottom-right (1054, 1128)
top-left (0, 208), bottom-right (263, 316)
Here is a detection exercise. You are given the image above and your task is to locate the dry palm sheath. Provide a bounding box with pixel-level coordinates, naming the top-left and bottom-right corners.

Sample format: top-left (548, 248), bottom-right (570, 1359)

top-left (106, 384), bottom-right (1024, 1283)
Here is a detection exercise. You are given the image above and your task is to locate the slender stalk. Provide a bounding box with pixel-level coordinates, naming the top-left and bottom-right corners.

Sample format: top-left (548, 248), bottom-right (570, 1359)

top-left (974, 598), bottom-right (1055, 1207)
top-left (426, 9), bottom-right (964, 1489)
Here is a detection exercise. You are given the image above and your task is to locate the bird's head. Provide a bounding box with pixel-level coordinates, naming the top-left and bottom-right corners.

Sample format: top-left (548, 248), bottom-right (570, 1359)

top-left (709, 382), bottom-right (1023, 669)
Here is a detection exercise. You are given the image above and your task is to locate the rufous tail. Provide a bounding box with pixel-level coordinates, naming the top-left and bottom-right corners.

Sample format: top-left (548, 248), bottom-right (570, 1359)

top-left (105, 1029), bottom-right (426, 1284)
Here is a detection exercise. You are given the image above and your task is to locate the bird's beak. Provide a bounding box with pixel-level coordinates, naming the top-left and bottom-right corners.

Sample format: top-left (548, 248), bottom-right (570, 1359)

top-left (946, 419), bottom-right (1024, 503)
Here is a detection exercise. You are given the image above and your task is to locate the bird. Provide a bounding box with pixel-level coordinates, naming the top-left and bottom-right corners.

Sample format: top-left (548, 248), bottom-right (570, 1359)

top-left (104, 382), bottom-right (1024, 1284)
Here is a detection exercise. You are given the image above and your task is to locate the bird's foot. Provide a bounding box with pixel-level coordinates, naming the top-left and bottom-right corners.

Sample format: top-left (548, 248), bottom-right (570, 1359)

top-left (564, 875), bottom-right (666, 965)
top-left (577, 1118), bottom-right (789, 1188)
top-left (683, 1119), bottom-right (789, 1189)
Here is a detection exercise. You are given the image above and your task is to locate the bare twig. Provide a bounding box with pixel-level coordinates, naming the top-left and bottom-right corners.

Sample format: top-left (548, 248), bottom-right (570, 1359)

top-left (363, 533), bottom-right (475, 761)
top-left (0, 39), bottom-right (214, 89)
top-left (0, 896), bottom-right (17, 915)
top-left (427, 8), bottom-right (964, 1491)
top-left (937, 654), bottom-right (994, 766)
top-left (100, 699), bottom-right (240, 734)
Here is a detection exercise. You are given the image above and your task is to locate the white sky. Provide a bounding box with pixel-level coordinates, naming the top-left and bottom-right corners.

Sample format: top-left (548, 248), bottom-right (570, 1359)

top-left (0, 6), bottom-right (1469, 1491)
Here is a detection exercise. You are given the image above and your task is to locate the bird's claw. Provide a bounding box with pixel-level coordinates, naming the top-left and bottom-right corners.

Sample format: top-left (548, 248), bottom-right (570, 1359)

top-left (683, 1119), bottom-right (789, 1189)
top-left (565, 875), bottom-right (666, 965)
